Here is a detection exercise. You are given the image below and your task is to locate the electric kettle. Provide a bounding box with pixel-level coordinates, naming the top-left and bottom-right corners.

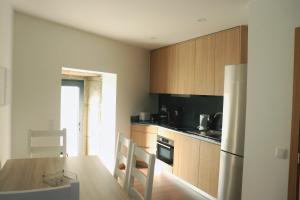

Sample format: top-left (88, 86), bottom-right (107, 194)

top-left (197, 114), bottom-right (210, 131)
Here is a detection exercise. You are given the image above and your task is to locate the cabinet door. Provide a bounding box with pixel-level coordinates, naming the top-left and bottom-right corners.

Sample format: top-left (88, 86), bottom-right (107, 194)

top-left (131, 125), bottom-right (158, 152)
top-left (131, 131), bottom-right (157, 148)
top-left (150, 49), bottom-right (159, 93)
top-left (150, 48), bottom-right (168, 93)
top-left (165, 45), bottom-right (178, 94)
top-left (194, 35), bottom-right (215, 95)
top-left (157, 127), bottom-right (176, 140)
top-left (214, 27), bottom-right (242, 96)
top-left (176, 40), bottom-right (196, 94)
top-left (131, 124), bottom-right (158, 134)
top-left (150, 46), bottom-right (178, 94)
top-left (198, 141), bottom-right (221, 197)
top-left (173, 134), bottom-right (200, 186)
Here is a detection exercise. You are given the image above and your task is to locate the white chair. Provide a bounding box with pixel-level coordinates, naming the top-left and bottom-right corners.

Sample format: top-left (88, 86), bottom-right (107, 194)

top-left (0, 181), bottom-right (79, 200)
top-left (113, 133), bottom-right (134, 191)
top-left (128, 144), bottom-right (156, 200)
top-left (28, 129), bottom-right (67, 158)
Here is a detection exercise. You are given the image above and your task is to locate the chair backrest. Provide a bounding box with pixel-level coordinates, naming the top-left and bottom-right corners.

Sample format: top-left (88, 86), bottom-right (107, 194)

top-left (28, 129), bottom-right (67, 158)
top-left (113, 133), bottom-right (134, 191)
top-left (128, 144), bottom-right (156, 200)
top-left (0, 181), bottom-right (79, 200)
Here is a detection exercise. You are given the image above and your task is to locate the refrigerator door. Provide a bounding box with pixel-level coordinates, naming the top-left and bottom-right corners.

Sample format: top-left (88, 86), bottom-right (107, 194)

top-left (221, 64), bottom-right (247, 156)
top-left (218, 151), bottom-right (244, 200)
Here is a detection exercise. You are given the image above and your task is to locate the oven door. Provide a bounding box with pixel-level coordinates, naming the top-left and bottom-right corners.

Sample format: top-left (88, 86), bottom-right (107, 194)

top-left (156, 141), bottom-right (174, 165)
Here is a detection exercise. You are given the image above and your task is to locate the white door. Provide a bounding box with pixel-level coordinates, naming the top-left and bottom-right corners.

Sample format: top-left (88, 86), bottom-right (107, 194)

top-left (60, 80), bottom-right (83, 156)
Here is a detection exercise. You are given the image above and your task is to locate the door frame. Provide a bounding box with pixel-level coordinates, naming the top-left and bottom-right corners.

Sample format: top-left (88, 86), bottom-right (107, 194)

top-left (61, 79), bottom-right (84, 156)
top-left (288, 27), bottom-right (300, 200)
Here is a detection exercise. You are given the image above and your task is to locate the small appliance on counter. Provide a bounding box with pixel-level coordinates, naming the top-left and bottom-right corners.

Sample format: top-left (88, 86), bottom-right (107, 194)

top-left (210, 112), bottom-right (223, 131)
top-left (197, 114), bottom-right (210, 131)
top-left (158, 105), bottom-right (169, 125)
top-left (139, 112), bottom-right (150, 121)
top-left (150, 113), bottom-right (160, 123)
top-left (168, 107), bottom-right (182, 128)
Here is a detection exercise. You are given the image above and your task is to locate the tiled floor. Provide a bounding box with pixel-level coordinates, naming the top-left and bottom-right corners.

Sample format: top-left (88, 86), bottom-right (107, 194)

top-left (130, 159), bottom-right (209, 200)
top-left (150, 172), bottom-right (208, 200)
top-left (134, 160), bottom-right (208, 200)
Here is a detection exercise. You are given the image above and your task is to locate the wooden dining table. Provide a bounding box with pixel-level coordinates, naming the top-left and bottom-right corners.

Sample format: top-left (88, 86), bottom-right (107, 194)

top-left (0, 156), bottom-right (129, 200)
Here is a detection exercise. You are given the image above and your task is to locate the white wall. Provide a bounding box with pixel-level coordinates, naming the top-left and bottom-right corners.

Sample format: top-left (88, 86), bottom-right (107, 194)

top-left (100, 73), bottom-right (117, 170)
top-left (242, 0), bottom-right (300, 199)
top-left (0, 0), bottom-right (13, 166)
top-left (12, 12), bottom-right (155, 164)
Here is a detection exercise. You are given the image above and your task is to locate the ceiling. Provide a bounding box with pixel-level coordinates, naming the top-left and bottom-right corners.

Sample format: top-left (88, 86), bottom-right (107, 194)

top-left (10, 0), bottom-right (250, 50)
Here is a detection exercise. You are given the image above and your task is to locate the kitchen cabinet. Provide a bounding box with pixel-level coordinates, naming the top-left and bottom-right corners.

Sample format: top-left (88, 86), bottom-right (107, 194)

top-left (131, 124), bottom-right (158, 154)
top-left (132, 124), bottom-right (221, 197)
top-left (149, 25), bottom-right (247, 96)
top-left (176, 40), bottom-right (196, 94)
top-left (173, 133), bottom-right (201, 187)
top-left (150, 48), bottom-right (166, 93)
top-left (194, 35), bottom-right (215, 95)
top-left (165, 45), bottom-right (178, 94)
top-left (214, 26), bottom-right (248, 95)
top-left (150, 46), bottom-right (177, 94)
top-left (198, 141), bottom-right (221, 198)
top-left (157, 127), bottom-right (176, 140)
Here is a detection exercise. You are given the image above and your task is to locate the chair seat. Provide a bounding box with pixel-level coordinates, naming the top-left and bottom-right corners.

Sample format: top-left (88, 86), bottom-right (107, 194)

top-left (118, 160), bottom-right (148, 170)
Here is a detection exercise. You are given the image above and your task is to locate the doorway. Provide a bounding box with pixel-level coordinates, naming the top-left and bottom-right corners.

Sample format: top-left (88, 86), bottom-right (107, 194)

top-left (60, 67), bottom-right (117, 171)
top-left (60, 80), bottom-right (84, 156)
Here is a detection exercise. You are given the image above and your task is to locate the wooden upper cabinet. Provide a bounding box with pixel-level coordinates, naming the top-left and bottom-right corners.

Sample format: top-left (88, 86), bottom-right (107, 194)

top-left (150, 26), bottom-right (247, 96)
top-left (150, 48), bottom-right (167, 93)
top-left (198, 141), bottom-right (221, 198)
top-left (165, 45), bottom-right (178, 94)
top-left (214, 26), bottom-right (248, 96)
top-left (150, 49), bottom-right (159, 93)
top-left (176, 40), bottom-right (196, 94)
top-left (194, 35), bottom-right (216, 95)
top-left (150, 46), bottom-right (178, 93)
top-left (173, 133), bottom-right (200, 186)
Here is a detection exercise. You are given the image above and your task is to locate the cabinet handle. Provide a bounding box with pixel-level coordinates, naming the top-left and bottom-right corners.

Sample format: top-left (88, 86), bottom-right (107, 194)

top-left (157, 142), bottom-right (172, 149)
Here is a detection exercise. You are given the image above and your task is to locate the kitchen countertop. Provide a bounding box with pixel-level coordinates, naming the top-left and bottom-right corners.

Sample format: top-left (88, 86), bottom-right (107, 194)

top-left (131, 121), bottom-right (221, 146)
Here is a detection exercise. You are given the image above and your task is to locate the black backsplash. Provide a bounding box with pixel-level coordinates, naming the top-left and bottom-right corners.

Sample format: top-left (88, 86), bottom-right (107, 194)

top-left (158, 94), bottom-right (223, 129)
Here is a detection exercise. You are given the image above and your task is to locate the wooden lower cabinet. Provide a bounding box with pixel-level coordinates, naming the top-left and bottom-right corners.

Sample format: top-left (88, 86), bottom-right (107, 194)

top-left (173, 133), bottom-right (220, 198)
top-left (157, 127), bottom-right (176, 140)
top-left (131, 124), bottom-right (221, 197)
top-left (131, 124), bottom-right (158, 154)
top-left (198, 141), bottom-right (221, 197)
top-left (173, 134), bottom-right (201, 187)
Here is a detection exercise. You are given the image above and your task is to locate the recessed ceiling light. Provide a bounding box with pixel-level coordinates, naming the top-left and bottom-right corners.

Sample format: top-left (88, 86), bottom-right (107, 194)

top-left (197, 18), bottom-right (207, 23)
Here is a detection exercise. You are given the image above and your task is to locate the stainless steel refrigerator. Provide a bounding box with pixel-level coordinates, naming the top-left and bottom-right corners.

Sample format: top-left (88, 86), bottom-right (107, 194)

top-left (218, 64), bottom-right (247, 200)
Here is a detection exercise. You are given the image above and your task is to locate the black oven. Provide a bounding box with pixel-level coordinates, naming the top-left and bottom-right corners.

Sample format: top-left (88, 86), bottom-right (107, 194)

top-left (156, 135), bottom-right (174, 165)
